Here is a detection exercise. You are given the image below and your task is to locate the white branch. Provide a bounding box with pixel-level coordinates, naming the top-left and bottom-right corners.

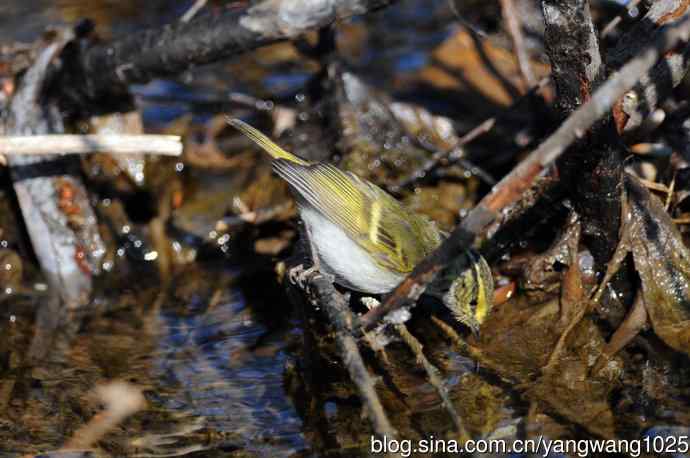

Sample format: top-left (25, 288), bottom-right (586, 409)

top-left (0, 134), bottom-right (182, 156)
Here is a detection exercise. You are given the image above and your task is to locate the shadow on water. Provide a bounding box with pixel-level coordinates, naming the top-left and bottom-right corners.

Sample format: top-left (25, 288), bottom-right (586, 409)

top-left (142, 265), bottom-right (306, 456)
top-left (0, 260), bottom-right (306, 456)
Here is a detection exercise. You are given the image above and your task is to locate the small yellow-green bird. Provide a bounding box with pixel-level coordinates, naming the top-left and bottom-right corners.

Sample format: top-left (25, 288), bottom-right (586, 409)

top-left (228, 118), bottom-right (493, 332)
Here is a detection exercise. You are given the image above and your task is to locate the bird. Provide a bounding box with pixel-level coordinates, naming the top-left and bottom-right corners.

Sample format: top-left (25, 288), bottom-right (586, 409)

top-left (227, 117), bottom-right (494, 332)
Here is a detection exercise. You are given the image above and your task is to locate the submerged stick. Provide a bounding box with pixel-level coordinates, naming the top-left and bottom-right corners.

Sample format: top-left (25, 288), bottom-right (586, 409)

top-left (357, 14), bottom-right (690, 333)
top-left (0, 134), bottom-right (182, 156)
top-left (394, 323), bottom-right (469, 440)
top-left (62, 381), bottom-right (146, 450)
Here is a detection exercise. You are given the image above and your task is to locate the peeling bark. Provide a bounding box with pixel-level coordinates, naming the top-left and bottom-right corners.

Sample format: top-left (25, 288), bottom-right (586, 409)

top-left (7, 43), bottom-right (105, 312)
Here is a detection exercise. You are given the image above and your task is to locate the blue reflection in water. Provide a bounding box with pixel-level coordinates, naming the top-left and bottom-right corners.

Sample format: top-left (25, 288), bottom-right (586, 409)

top-left (153, 289), bottom-right (305, 455)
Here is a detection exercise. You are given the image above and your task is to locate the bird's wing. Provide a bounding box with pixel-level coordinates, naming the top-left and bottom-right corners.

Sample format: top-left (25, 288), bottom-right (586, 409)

top-left (273, 160), bottom-right (430, 273)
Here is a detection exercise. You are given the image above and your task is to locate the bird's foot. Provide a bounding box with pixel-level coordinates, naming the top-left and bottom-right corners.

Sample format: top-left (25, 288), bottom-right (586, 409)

top-left (360, 297), bottom-right (380, 310)
top-left (288, 264), bottom-right (320, 290)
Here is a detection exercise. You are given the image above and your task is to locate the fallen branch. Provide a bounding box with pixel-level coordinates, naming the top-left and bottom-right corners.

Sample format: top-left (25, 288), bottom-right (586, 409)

top-left (0, 134), bottom-right (182, 156)
top-left (6, 37), bottom-right (106, 325)
top-left (54, 0), bottom-right (397, 115)
top-left (356, 13), bottom-right (690, 333)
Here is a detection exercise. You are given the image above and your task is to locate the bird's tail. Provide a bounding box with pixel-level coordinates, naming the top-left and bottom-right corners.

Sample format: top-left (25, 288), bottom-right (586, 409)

top-left (226, 117), bottom-right (309, 165)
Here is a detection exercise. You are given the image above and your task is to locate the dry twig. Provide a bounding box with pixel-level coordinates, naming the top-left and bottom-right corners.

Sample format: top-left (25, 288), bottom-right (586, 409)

top-left (181, 0), bottom-right (208, 22)
top-left (0, 134), bottom-right (182, 156)
top-left (601, 0), bottom-right (643, 38)
top-left (500, 0), bottom-right (536, 88)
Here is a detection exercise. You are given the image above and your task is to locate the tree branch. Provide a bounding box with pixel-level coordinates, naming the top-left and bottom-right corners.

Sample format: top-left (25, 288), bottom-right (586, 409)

top-left (542, 0), bottom-right (622, 272)
top-left (356, 14), bottom-right (690, 333)
top-left (53, 0), bottom-right (396, 116)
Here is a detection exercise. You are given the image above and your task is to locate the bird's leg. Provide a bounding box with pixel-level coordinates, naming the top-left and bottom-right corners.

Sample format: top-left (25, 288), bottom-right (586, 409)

top-left (288, 221), bottom-right (330, 290)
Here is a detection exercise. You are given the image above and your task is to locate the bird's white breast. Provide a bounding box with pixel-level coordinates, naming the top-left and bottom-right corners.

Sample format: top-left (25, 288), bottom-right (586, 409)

top-left (300, 207), bottom-right (404, 294)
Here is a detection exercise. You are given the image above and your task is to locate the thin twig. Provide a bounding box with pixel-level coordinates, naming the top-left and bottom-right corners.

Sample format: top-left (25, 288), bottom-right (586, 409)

top-left (221, 200), bottom-right (294, 228)
top-left (356, 14), bottom-right (690, 333)
top-left (394, 323), bottom-right (469, 440)
top-left (0, 135), bottom-right (182, 156)
top-left (447, 0), bottom-right (489, 38)
top-left (500, 0), bottom-right (536, 88)
top-left (181, 0), bottom-right (208, 22)
top-left (393, 77), bottom-right (549, 191)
